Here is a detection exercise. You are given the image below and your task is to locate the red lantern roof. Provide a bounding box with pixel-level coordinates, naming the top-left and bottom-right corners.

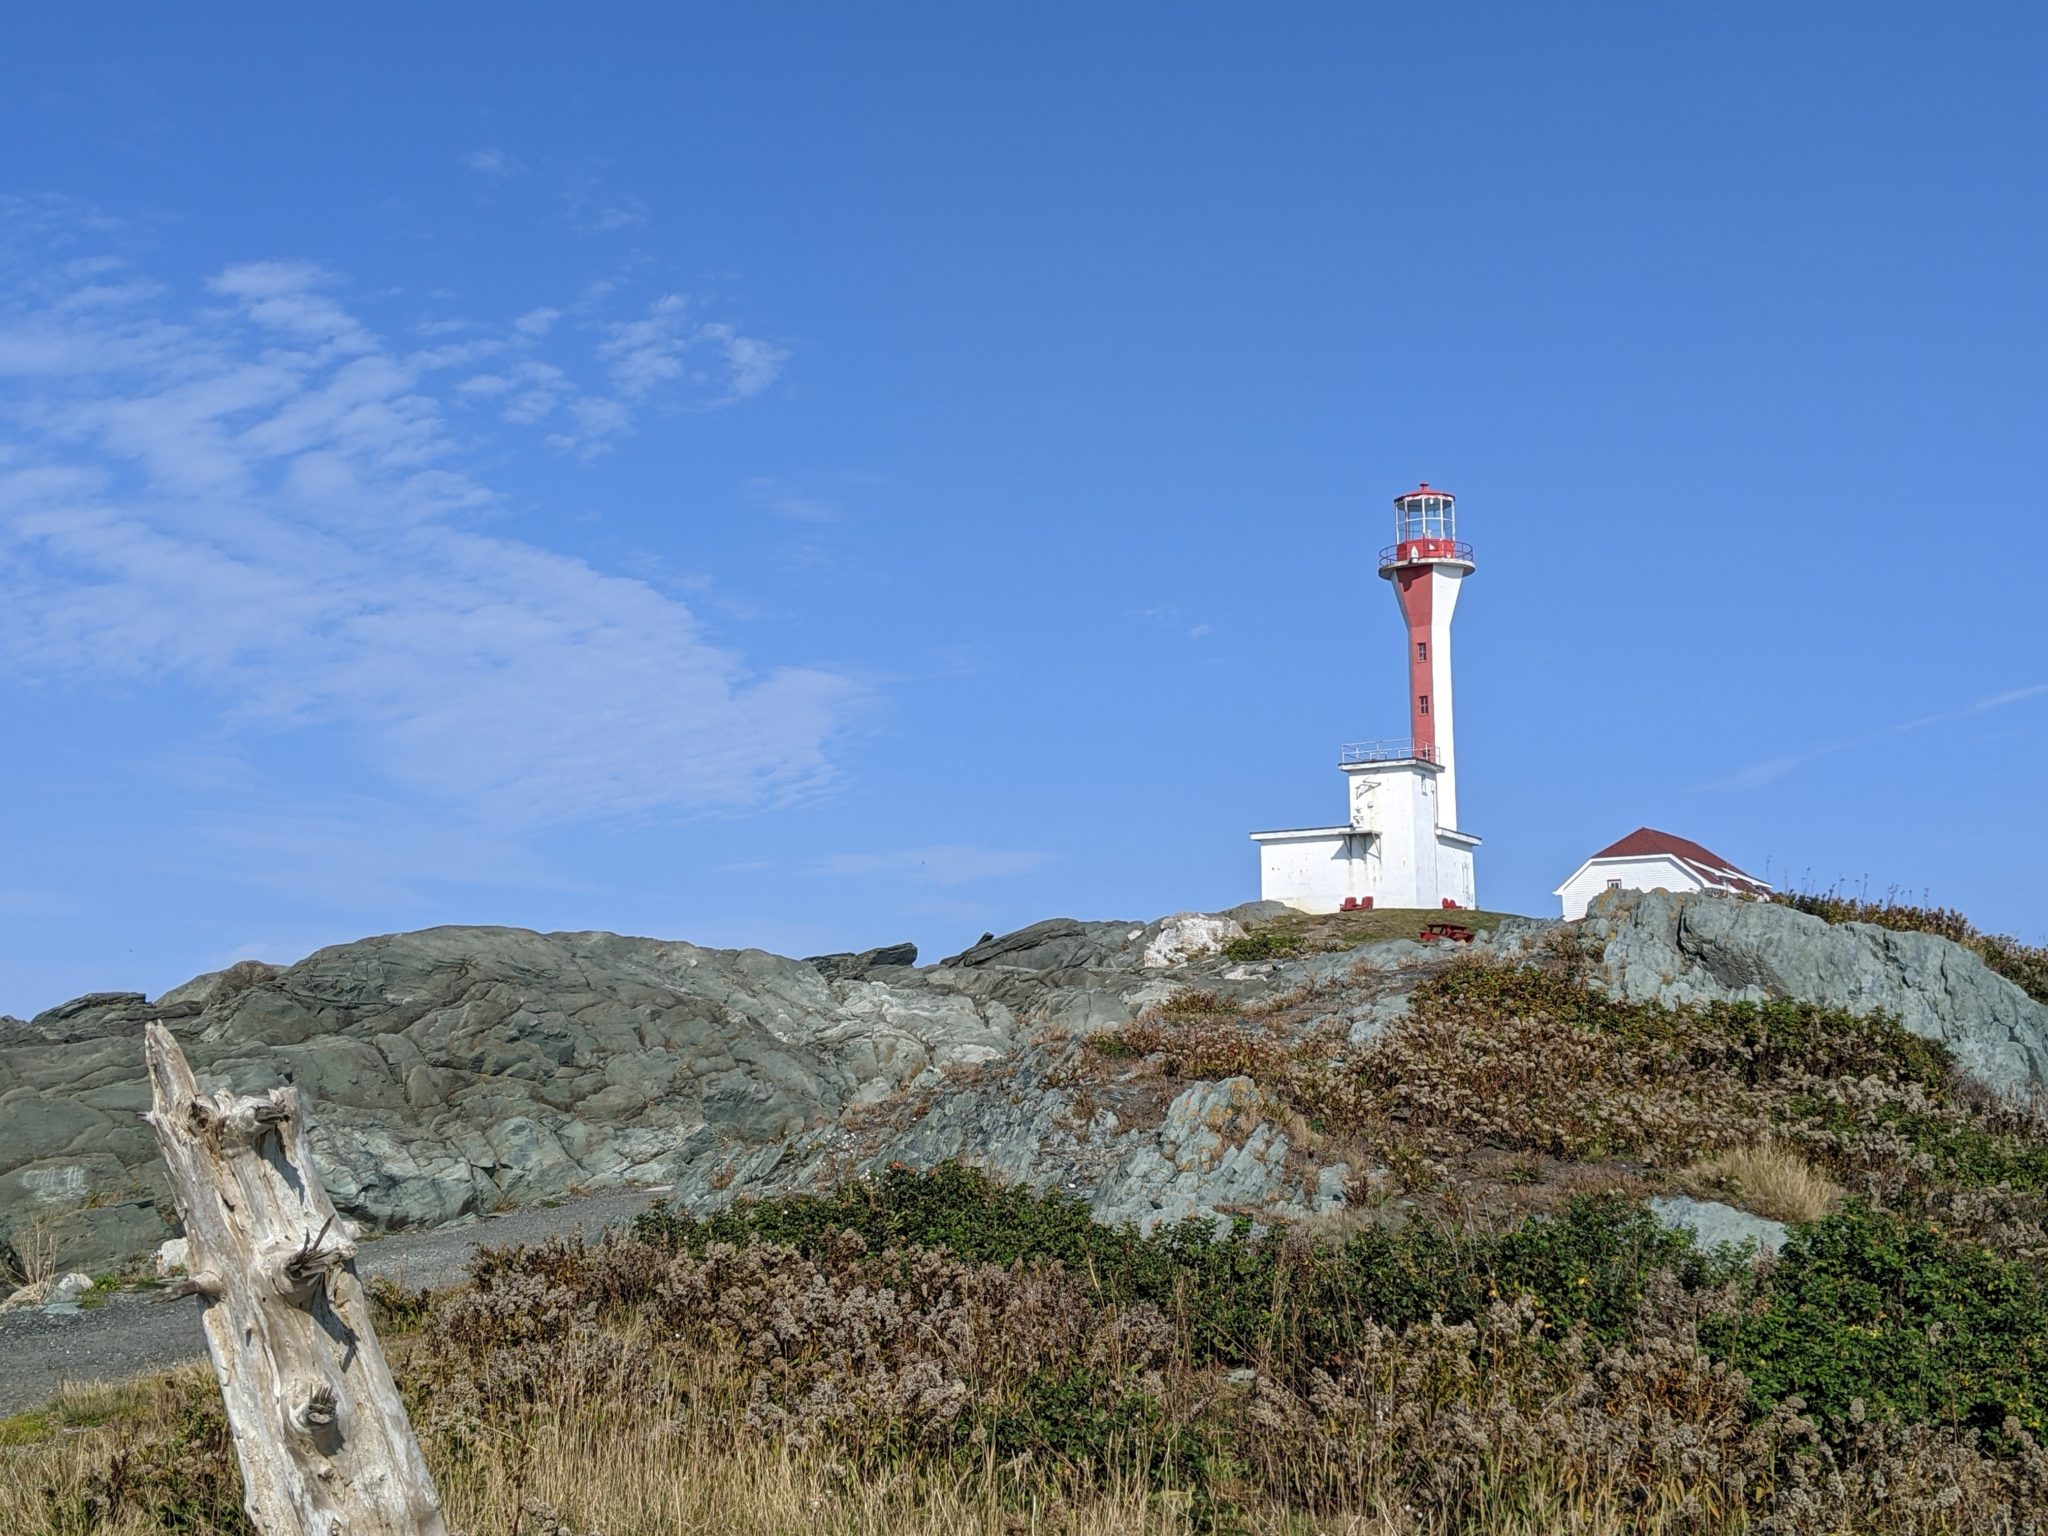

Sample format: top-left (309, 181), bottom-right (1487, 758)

top-left (1393, 482), bottom-right (1454, 503)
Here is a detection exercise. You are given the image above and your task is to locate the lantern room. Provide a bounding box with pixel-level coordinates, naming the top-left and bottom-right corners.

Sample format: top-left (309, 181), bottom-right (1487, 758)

top-left (1381, 483), bottom-right (1475, 572)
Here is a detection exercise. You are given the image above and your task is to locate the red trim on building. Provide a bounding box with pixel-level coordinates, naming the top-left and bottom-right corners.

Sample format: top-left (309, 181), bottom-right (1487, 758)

top-left (1586, 828), bottom-right (1771, 896)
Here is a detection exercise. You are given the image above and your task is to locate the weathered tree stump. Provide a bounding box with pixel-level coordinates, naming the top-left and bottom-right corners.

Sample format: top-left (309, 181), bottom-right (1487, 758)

top-left (144, 1022), bottom-right (447, 1536)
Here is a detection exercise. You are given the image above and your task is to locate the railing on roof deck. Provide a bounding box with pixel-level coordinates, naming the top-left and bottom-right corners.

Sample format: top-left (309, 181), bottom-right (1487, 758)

top-left (1340, 739), bottom-right (1439, 766)
top-left (1377, 539), bottom-right (1474, 569)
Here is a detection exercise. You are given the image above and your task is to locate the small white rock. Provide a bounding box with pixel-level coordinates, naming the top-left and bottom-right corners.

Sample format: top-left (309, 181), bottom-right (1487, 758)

top-left (1142, 913), bottom-right (1246, 969)
top-left (154, 1237), bottom-right (191, 1278)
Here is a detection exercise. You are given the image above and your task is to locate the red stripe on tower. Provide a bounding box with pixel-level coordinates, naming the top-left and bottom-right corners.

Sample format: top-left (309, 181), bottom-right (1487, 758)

top-left (1394, 566), bottom-right (1435, 759)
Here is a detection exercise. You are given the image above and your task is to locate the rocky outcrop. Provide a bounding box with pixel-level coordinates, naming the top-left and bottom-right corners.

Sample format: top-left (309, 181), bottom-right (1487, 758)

top-left (0, 905), bottom-right (1350, 1270)
top-left (8, 889), bottom-right (2038, 1276)
top-left (1574, 889), bottom-right (2048, 1097)
top-left (804, 943), bottom-right (919, 981)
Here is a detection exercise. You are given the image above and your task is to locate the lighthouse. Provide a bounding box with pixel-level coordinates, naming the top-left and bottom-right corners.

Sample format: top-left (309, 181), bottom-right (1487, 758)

top-left (1381, 483), bottom-right (1473, 828)
top-left (1248, 481), bottom-right (1483, 912)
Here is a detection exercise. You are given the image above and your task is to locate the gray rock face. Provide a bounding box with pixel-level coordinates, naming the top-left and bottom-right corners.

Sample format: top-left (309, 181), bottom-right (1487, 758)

top-left (804, 943), bottom-right (919, 981)
top-left (1091, 1078), bottom-right (1294, 1231)
top-left (1, 912), bottom-right (1360, 1272)
top-left (1574, 889), bottom-right (2048, 1097)
top-left (1647, 1196), bottom-right (1788, 1257)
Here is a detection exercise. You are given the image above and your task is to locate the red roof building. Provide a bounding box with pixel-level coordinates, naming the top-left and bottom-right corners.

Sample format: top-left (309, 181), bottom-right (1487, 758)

top-left (1554, 827), bottom-right (1772, 919)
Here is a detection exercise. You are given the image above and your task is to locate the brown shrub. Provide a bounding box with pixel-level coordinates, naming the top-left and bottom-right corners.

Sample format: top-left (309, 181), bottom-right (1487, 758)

top-left (9, 1220), bottom-right (2048, 1534)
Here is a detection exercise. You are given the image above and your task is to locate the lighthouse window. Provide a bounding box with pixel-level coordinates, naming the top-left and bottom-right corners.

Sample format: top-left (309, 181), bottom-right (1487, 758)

top-left (1418, 695), bottom-right (1430, 715)
top-left (1416, 641), bottom-right (1428, 660)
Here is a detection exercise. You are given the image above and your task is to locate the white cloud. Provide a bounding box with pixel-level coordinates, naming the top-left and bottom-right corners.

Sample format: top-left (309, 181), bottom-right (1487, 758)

top-left (513, 307), bottom-right (561, 336)
top-left (812, 846), bottom-right (1055, 886)
top-left (462, 148), bottom-right (527, 179)
top-left (563, 188), bottom-right (650, 235)
top-left (184, 796), bottom-right (563, 908)
top-left (593, 296), bottom-right (786, 423)
top-left (705, 325), bottom-right (787, 400)
top-left (207, 261), bottom-right (376, 352)
top-left (1711, 682), bottom-right (2048, 791)
top-left (0, 250), bottom-right (862, 826)
top-left (745, 477), bottom-right (840, 523)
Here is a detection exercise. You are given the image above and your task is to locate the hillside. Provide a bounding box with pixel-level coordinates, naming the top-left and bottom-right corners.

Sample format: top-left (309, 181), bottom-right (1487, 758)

top-left (3, 891), bottom-right (2042, 1278)
top-left (4, 889), bottom-right (2048, 1532)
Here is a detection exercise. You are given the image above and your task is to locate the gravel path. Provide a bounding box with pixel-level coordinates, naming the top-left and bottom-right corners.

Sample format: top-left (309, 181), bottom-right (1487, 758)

top-left (0, 1188), bottom-right (664, 1417)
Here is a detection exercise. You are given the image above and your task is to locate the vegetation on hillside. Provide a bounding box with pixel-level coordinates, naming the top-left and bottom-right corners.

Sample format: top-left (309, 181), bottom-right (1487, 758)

top-left (1099, 939), bottom-right (2048, 1208)
top-left (6, 902), bottom-right (2046, 1533)
top-left (1220, 907), bottom-right (1512, 964)
top-left (7, 1165), bottom-right (2048, 1534)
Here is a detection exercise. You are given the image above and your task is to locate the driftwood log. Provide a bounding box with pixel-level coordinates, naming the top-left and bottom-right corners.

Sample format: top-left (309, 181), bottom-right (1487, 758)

top-left (144, 1022), bottom-right (447, 1536)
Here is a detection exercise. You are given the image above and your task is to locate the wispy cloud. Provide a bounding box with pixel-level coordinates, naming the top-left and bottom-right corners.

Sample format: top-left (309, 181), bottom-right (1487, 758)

top-left (462, 148), bottom-right (527, 179)
top-left (185, 797), bottom-right (564, 908)
top-left (0, 238), bottom-right (862, 826)
top-left (811, 846), bottom-right (1055, 886)
top-left (1711, 683), bottom-right (2048, 790)
top-left (746, 476), bottom-right (840, 523)
top-left (563, 187), bottom-right (649, 235)
top-left (1129, 603), bottom-right (1214, 642)
top-left (0, 886), bottom-right (80, 918)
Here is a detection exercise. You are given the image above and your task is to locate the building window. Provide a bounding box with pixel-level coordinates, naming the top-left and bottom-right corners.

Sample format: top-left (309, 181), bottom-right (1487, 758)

top-left (1607, 878), bottom-right (1622, 889)
top-left (1416, 641), bottom-right (1428, 660)
top-left (1418, 695), bottom-right (1430, 715)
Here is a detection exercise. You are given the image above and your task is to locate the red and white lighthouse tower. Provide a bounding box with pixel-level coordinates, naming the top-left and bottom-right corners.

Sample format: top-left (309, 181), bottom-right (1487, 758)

top-left (1248, 478), bottom-right (1482, 913)
top-left (1379, 483), bottom-right (1474, 829)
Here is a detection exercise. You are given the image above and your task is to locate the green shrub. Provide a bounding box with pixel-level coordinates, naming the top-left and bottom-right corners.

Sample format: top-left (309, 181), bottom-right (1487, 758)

top-left (1220, 927), bottom-right (1306, 962)
top-left (1703, 1201), bottom-right (2048, 1439)
top-left (1414, 965), bottom-right (1954, 1093)
top-left (636, 1161), bottom-right (1129, 1275)
top-left (636, 1165), bottom-right (1730, 1372)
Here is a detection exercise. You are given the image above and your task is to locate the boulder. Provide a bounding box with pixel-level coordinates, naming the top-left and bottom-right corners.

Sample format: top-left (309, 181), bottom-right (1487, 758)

top-left (0, 1271), bottom-right (94, 1313)
top-left (940, 918), bottom-right (1142, 972)
top-left (1648, 1195), bottom-right (1788, 1257)
top-left (804, 943), bottom-right (919, 981)
top-left (1141, 913), bottom-right (1246, 969)
top-left (1577, 889), bottom-right (2048, 1098)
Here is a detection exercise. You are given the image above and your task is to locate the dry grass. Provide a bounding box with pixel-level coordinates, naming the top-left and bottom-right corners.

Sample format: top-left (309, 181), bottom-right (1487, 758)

top-left (1681, 1141), bottom-right (1844, 1224)
top-left (0, 1370), bottom-right (1205, 1536)
top-left (1, 1213), bottom-right (61, 1292)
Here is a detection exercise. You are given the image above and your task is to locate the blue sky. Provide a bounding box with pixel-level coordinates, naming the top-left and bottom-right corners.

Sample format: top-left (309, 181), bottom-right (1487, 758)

top-left (2, 6), bottom-right (2044, 1015)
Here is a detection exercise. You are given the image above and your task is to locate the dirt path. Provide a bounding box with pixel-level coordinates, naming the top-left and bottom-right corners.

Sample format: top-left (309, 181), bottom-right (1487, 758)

top-left (0, 1188), bottom-right (664, 1417)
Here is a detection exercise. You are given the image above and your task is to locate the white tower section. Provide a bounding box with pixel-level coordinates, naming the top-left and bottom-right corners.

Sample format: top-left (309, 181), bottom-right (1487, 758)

top-left (1247, 480), bottom-right (1482, 913)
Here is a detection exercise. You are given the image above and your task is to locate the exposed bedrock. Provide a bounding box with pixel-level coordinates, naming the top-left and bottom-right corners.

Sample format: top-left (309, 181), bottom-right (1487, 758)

top-left (0, 905), bottom-right (1313, 1269)
top-left (1571, 888), bottom-right (2048, 1097)
top-left (3, 889), bottom-right (2039, 1274)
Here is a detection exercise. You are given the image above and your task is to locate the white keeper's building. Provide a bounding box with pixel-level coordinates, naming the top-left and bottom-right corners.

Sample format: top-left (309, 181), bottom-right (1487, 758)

top-left (1553, 827), bottom-right (1772, 920)
top-left (1249, 483), bottom-right (1481, 913)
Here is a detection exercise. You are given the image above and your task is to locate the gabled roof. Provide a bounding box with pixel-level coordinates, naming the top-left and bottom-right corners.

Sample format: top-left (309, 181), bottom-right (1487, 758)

top-left (1583, 827), bottom-right (1772, 896)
